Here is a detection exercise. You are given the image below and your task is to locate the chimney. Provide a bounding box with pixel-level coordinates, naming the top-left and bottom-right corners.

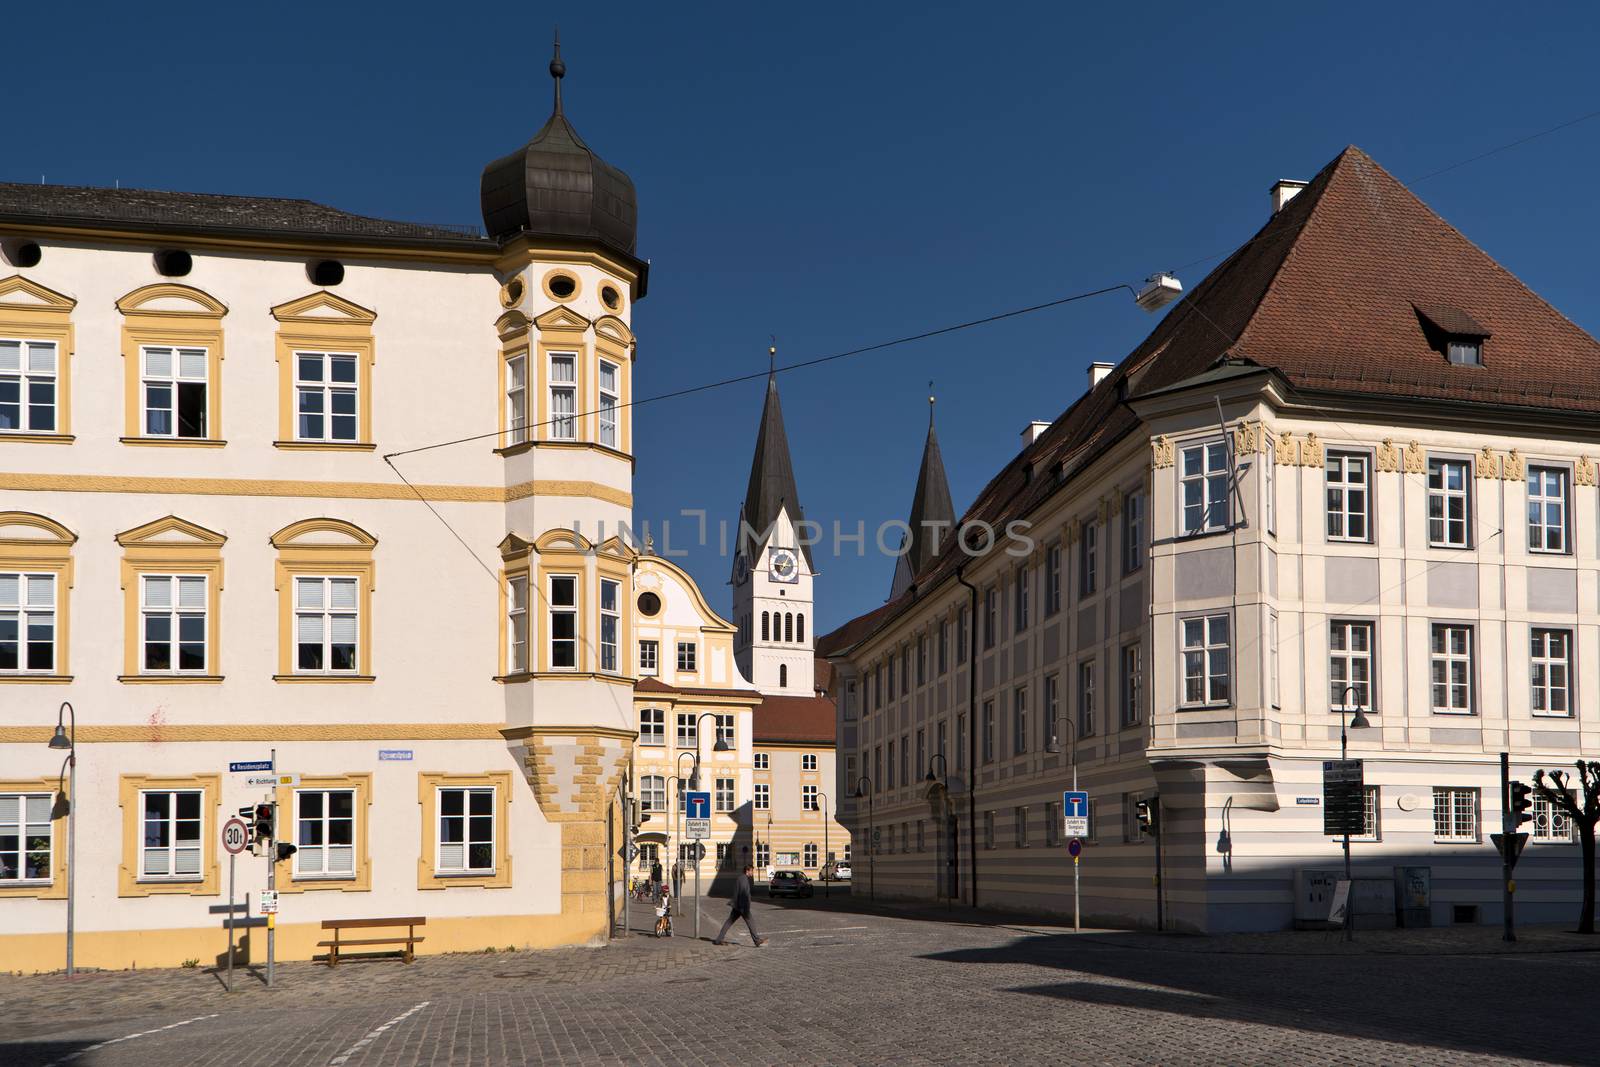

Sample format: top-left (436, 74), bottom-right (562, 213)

top-left (1020, 421), bottom-right (1050, 448)
top-left (1270, 179), bottom-right (1308, 215)
top-left (1088, 362), bottom-right (1114, 390)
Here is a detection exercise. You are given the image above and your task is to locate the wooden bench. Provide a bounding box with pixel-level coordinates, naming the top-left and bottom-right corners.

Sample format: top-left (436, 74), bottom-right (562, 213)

top-left (318, 916), bottom-right (426, 966)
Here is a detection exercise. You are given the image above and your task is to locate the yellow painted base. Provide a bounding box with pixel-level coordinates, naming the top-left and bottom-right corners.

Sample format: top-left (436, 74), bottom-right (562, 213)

top-left (0, 910), bottom-right (609, 975)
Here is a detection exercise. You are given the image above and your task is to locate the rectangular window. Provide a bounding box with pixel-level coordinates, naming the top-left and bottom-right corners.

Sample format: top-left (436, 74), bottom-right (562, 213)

top-left (638, 639), bottom-right (657, 675)
top-left (802, 753), bottom-right (817, 771)
top-left (1180, 614), bottom-right (1230, 706)
top-left (1527, 466), bottom-right (1569, 553)
top-left (900, 735), bottom-right (909, 788)
top-left (936, 720), bottom-right (947, 759)
top-left (1351, 786), bottom-right (1380, 843)
top-left (955, 712), bottom-right (967, 771)
top-left (1531, 628), bottom-right (1573, 717)
top-left (140, 574), bottom-right (207, 674)
top-left (1079, 523), bottom-right (1097, 596)
top-left (294, 351), bottom-right (358, 442)
top-left (874, 746), bottom-right (882, 791)
top-left (802, 784), bottom-right (818, 812)
top-left (1012, 687), bottom-right (1028, 756)
top-left (957, 607), bottom-right (969, 664)
top-left (1120, 644), bottom-right (1142, 727)
top-left (716, 842), bottom-right (730, 867)
top-left (917, 635), bottom-right (927, 685)
top-left (1016, 806), bottom-right (1029, 848)
top-left (754, 783), bottom-right (770, 811)
top-left (549, 352), bottom-right (577, 440)
top-left (938, 618), bottom-right (949, 674)
top-left (715, 714), bottom-right (735, 748)
top-left (294, 576), bottom-right (358, 674)
top-left (983, 810), bottom-right (995, 849)
top-left (293, 789), bottom-right (355, 878)
top-left (1430, 624), bottom-right (1473, 714)
top-left (754, 752), bottom-right (769, 771)
top-left (1014, 565), bottom-right (1030, 631)
top-left (1077, 660), bottom-right (1096, 737)
top-left (1124, 491), bottom-right (1145, 573)
top-left (1180, 441), bottom-right (1230, 535)
top-left (886, 653), bottom-right (895, 701)
top-left (755, 842), bottom-right (770, 868)
top-left (1447, 339), bottom-right (1482, 366)
top-left (901, 648), bottom-right (909, 693)
top-left (599, 578), bottom-right (620, 673)
top-left (1045, 801), bottom-right (1061, 847)
top-left (0, 793), bottom-right (52, 883)
top-left (983, 587), bottom-right (997, 649)
top-left (981, 700), bottom-right (995, 763)
top-left (1265, 444), bottom-right (1276, 535)
top-left (139, 789), bottom-right (203, 880)
top-left (1045, 543), bottom-right (1062, 615)
top-left (887, 740), bottom-right (896, 789)
top-left (1270, 611), bottom-right (1281, 709)
top-left (548, 575), bottom-right (577, 670)
top-left (1329, 620), bottom-right (1374, 712)
top-left (0, 339), bottom-right (58, 433)
top-left (915, 729), bottom-right (926, 778)
top-left (436, 786), bottom-right (496, 873)
top-left (0, 572), bottom-right (55, 673)
top-left (917, 820), bottom-right (925, 852)
top-left (676, 713), bottom-right (696, 748)
top-left (1324, 451), bottom-right (1371, 542)
top-left (140, 346), bottom-right (208, 438)
top-left (1044, 673), bottom-right (1060, 748)
top-left (1427, 459), bottom-right (1471, 548)
top-left (1532, 793), bottom-right (1574, 843)
top-left (505, 353), bottom-right (528, 445)
top-left (676, 642), bottom-right (696, 672)
top-left (1432, 787), bottom-right (1478, 843)
top-left (639, 707), bottom-right (665, 746)
top-left (507, 575), bottom-right (528, 673)
top-left (715, 777), bottom-right (735, 813)
top-left (598, 359), bottom-right (619, 449)
top-left (874, 663), bottom-right (883, 705)
top-left (804, 843), bottom-right (818, 867)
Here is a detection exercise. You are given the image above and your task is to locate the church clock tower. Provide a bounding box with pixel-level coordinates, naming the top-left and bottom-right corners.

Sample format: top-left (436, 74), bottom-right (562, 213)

top-left (732, 352), bottom-right (814, 695)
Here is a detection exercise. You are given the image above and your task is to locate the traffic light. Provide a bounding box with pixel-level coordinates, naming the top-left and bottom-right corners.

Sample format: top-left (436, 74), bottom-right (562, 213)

top-left (1135, 798), bottom-right (1160, 838)
top-left (1510, 781), bottom-right (1534, 828)
top-left (253, 803), bottom-right (275, 842)
top-left (275, 841), bottom-right (298, 863)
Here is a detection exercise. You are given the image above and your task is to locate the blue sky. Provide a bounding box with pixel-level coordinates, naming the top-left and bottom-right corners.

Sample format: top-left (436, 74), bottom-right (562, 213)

top-left (10, 3), bottom-right (1600, 633)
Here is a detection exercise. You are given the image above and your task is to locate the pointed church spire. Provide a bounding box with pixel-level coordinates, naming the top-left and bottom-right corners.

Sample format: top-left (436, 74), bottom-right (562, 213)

top-left (550, 28), bottom-right (566, 115)
top-left (737, 342), bottom-right (810, 571)
top-left (890, 385), bottom-right (956, 599)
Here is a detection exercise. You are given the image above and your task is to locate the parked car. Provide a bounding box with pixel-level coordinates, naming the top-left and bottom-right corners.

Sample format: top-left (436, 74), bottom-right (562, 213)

top-left (768, 870), bottom-right (814, 898)
top-left (821, 861), bottom-right (851, 882)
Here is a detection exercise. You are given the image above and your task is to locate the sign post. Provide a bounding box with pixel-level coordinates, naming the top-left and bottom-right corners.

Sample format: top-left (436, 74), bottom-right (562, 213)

top-left (1323, 758), bottom-right (1364, 940)
top-left (221, 816), bottom-right (250, 991)
top-left (1063, 791), bottom-right (1089, 933)
top-left (685, 791), bottom-right (711, 940)
top-left (267, 747), bottom-right (277, 988)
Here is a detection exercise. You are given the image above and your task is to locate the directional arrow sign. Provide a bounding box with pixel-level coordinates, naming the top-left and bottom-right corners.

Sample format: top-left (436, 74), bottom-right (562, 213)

top-left (1063, 790), bottom-right (1090, 837)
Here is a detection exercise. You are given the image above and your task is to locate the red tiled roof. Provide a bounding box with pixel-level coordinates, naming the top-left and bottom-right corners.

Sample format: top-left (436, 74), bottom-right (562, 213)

top-left (813, 657), bottom-right (833, 694)
top-left (633, 677), bottom-right (759, 701)
top-left (752, 693), bottom-right (837, 744)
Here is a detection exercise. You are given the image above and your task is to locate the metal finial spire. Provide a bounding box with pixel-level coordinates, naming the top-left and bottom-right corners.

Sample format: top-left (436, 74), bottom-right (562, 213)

top-left (928, 380), bottom-right (936, 426)
top-left (768, 337), bottom-right (777, 376)
top-left (550, 28), bottom-right (566, 114)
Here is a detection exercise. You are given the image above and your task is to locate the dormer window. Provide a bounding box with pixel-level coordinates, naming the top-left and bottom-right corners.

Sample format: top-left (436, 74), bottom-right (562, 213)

top-left (1446, 339), bottom-right (1482, 366)
top-left (1415, 303), bottom-right (1489, 368)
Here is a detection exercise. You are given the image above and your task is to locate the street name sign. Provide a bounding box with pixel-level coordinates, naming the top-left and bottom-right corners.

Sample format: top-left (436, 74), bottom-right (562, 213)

top-left (222, 817), bottom-right (251, 855)
top-left (229, 760), bottom-right (273, 773)
top-left (246, 773), bottom-right (299, 787)
top-left (378, 749), bottom-right (413, 761)
top-left (1322, 759), bottom-right (1365, 836)
top-left (686, 791), bottom-right (711, 839)
top-left (1062, 790), bottom-right (1090, 837)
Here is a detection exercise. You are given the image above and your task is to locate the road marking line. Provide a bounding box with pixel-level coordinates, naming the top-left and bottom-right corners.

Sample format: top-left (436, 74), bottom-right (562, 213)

top-left (42, 1012), bottom-right (220, 1067)
top-left (328, 1000), bottom-right (430, 1066)
top-left (767, 925), bottom-right (871, 934)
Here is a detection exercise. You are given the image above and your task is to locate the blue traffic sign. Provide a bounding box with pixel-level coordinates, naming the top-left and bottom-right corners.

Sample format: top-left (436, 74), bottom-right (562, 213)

top-left (1063, 791), bottom-right (1089, 818)
top-left (685, 791), bottom-right (711, 820)
top-left (229, 760), bottom-right (273, 773)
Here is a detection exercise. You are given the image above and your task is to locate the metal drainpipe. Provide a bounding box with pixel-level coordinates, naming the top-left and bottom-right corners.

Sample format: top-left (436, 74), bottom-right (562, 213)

top-left (957, 562), bottom-right (980, 910)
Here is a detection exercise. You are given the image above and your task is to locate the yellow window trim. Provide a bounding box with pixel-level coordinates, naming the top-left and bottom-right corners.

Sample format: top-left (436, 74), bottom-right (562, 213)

top-left (270, 291), bottom-right (377, 449)
top-left (537, 562), bottom-right (587, 674)
top-left (115, 516), bottom-right (225, 681)
top-left (417, 771), bottom-right (513, 890)
top-left (275, 773), bottom-right (372, 893)
top-left (117, 773), bottom-right (221, 897)
top-left (0, 275), bottom-right (77, 440)
top-left (0, 776), bottom-right (69, 899)
top-left (115, 283), bottom-right (227, 444)
top-left (0, 511), bottom-right (76, 680)
top-left (269, 518), bottom-right (377, 680)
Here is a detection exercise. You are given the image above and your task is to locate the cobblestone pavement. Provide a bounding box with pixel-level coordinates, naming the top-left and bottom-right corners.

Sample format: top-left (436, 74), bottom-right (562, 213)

top-left (5, 893), bottom-right (1600, 1066)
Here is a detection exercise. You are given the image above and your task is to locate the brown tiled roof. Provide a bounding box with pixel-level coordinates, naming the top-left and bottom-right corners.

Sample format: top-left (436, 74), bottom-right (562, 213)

top-left (634, 677), bottom-right (759, 701)
top-left (752, 694), bottom-right (837, 745)
top-left (813, 657), bottom-right (833, 694)
top-left (819, 144), bottom-right (1600, 658)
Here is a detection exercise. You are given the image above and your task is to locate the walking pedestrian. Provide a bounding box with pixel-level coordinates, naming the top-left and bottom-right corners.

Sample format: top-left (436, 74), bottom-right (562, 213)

top-left (650, 858), bottom-right (663, 896)
top-left (672, 860), bottom-right (683, 901)
top-left (713, 864), bottom-right (767, 946)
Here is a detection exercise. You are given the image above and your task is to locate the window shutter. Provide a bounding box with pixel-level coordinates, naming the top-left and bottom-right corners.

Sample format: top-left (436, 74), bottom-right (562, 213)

top-left (0, 574), bottom-right (17, 606)
top-left (143, 576), bottom-right (172, 609)
top-left (144, 347), bottom-right (173, 376)
top-left (0, 794), bottom-right (19, 824)
top-left (28, 342), bottom-right (56, 373)
top-left (329, 845), bottom-right (355, 874)
top-left (178, 577), bottom-right (206, 609)
top-left (330, 614), bottom-right (357, 645)
top-left (296, 577), bottom-right (324, 610)
top-left (178, 348), bottom-right (207, 379)
top-left (25, 794), bottom-right (50, 826)
top-left (438, 841), bottom-right (464, 869)
top-left (0, 340), bottom-right (20, 371)
top-left (175, 846), bottom-right (201, 876)
top-left (298, 614), bottom-right (324, 643)
top-left (26, 574), bottom-right (54, 607)
top-left (330, 579), bottom-right (357, 610)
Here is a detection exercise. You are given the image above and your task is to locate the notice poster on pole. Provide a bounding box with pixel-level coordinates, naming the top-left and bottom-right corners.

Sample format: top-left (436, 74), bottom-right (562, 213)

top-left (1322, 760), bottom-right (1364, 836)
top-left (1327, 879), bottom-right (1351, 927)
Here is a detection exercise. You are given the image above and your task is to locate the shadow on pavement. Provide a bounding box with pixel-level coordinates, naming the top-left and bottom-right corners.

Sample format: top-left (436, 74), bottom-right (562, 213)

top-left (1, 1040), bottom-right (97, 1067)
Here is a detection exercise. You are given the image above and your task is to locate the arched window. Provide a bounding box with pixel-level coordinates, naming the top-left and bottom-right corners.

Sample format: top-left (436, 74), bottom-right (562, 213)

top-left (780, 664), bottom-right (788, 688)
top-left (785, 613), bottom-right (794, 642)
top-left (761, 611), bottom-right (769, 641)
top-left (796, 614), bottom-right (805, 643)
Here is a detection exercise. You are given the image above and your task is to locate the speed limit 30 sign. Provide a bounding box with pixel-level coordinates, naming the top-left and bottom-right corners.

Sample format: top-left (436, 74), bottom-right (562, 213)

top-left (222, 817), bottom-right (251, 855)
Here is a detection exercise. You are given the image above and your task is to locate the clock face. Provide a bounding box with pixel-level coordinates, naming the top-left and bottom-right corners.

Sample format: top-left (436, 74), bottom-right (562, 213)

top-left (733, 553), bottom-right (749, 585)
top-left (770, 548), bottom-right (798, 583)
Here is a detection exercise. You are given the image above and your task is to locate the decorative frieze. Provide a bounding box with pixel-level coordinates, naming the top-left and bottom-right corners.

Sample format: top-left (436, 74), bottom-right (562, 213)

top-left (1376, 438), bottom-right (1400, 473)
top-left (1502, 448), bottom-right (1525, 481)
top-left (1403, 441), bottom-right (1426, 474)
top-left (1151, 435), bottom-right (1174, 469)
top-left (1299, 432), bottom-right (1323, 467)
top-left (1577, 457), bottom-right (1596, 487)
top-left (1476, 445), bottom-right (1500, 480)
top-left (1274, 431), bottom-right (1298, 466)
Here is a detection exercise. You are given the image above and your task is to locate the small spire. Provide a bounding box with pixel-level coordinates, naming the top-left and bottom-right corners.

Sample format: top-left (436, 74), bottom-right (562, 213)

top-left (928, 379), bottom-right (936, 427)
top-left (550, 28), bottom-right (566, 114)
top-left (768, 337), bottom-right (777, 377)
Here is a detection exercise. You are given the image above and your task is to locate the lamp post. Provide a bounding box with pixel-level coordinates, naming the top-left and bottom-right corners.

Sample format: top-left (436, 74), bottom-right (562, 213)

top-left (853, 776), bottom-right (874, 902)
top-left (672, 749), bottom-right (698, 917)
top-left (1336, 683), bottom-right (1371, 942)
top-left (817, 791), bottom-right (830, 899)
top-left (924, 754), bottom-right (953, 909)
top-left (690, 713), bottom-right (730, 941)
top-left (1045, 715), bottom-right (1081, 932)
top-left (47, 701), bottom-right (75, 976)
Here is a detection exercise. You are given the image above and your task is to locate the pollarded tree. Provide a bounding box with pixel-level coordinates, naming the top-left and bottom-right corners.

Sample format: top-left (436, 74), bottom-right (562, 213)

top-left (1533, 762), bottom-right (1600, 934)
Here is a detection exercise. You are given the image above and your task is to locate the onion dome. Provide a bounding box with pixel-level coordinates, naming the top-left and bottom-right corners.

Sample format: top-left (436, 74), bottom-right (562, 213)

top-left (479, 33), bottom-right (638, 255)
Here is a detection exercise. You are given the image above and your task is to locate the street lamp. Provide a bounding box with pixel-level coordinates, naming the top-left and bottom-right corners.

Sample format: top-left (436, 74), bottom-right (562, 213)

top-left (817, 791), bottom-right (830, 899)
top-left (686, 716), bottom-right (728, 944)
top-left (924, 753), bottom-right (953, 909)
top-left (47, 701), bottom-right (75, 976)
top-left (1336, 683), bottom-right (1371, 942)
top-left (1045, 715), bottom-right (1079, 792)
top-left (853, 776), bottom-right (874, 901)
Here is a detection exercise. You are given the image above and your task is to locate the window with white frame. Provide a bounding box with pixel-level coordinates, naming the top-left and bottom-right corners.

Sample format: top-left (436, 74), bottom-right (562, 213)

top-left (1527, 466), bottom-right (1569, 553)
top-left (1447, 338), bottom-right (1483, 366)
top-left (140, 575), bottom-right (207, 673)
top-left (1325, 451), bottom-right (1370, 542)
top-left (1121, 644), bottom-right (1142, 727)
top-left (1045, 800), bottom-right (1061, 847)
top-left (505, 353), bottom-right (527, 445)
top-left (1014, 565), bottom-right (1030, 631)
top-left (139, 789), bottom-right (203, 880)
top-left (0, 572), bottom-right (55, 673)
top-left (1430, 624), bottom-right (1473, 714)
top-left (0, 339), bottom-right (58, 433)
top-left (957, 607), bottom-right (969, 664)
top-left (755, 841), bottom-right (770, 868)
top-left (294, 576), bottom-right (358, 674)
top-left (715, 714), bottom-right (735, 748)
top-left (598, 359), bottom-right (619, 448)
top-left (676, 641), bottom-right (696, 672)
top-left (507, 575), bottom-right (528, 673)
top-left (754, 782), bottom-right (769, 810)
top-left (0, 792), bottom-right (51, 883)
top-left (637, 842), bottom-right (659, 870)
top-left (1265, 445), bottom-right (1276, 535)
top-left (1432, 786), bottom-right (1478, 843)
top-left (983, 810), bottom-right (995, 849)
top-left (955, 713), bottom-right (966, 770)
top-left (675, 713), bottom-right (696, 748)
top-left (1351, 786), bottom-right (1380, 842)
top-left (638, 639), bottom-right (657, 675)
top-left (548, 575), bottom-right (577, 669)
top-left (715, 777), bottom-right (735, 813)
top-left (803, 842), bottom-right (818, 867)
top-left (1269, 611), bottom-right (1280, 709)
top-left (1531, 628), bottom-right (1573, 717)
top-left (599, 578), bottom-right (620, 673)
top-left (294, 351), bottom-right (359, 442)
top-left (754, 752), bottom-right (769, 771)
top-left (716, 842), bottom-right (730, 867)
top-left (639, 707), bottom-right (665, 746)
top-left (983, 587), bottom-right (997, 649)
top-left (1180, 441), bottom-right (1230, 535)
top-left (436, 786), bottom-right (496, 873)
top-left (981, 700), bottom-right (995, 763)
top-left (916, 728), bottom-right (926, 774)
top-left (1124, 490), bottom-right (1145, 572)
top-left (1043, 673), bottom-right (1059, 748)
top-left (917, 635), bottom-right (927, 684)
top-left (1532, 793), bottom-right (1574, 843)
top-left (803, 784), bottom-right (818, 811)
top-left (1180, 614), bottom-right (1230, 706)
top-left (1016, 805), bottom-right (1030, 848)
top-left (1427, 458), bottom-right (1471, 548)
top-left (801, 753), bottom-right (817, 771)
top-left (1329, 620), bottom-right (1374, 713)
top-left (1045, 543), bottom-right (1062, 616)
top-left (140, 346), bottom-right (208, 438)
top-left (1077, 660), bottom-right (1096, 737)
top-left (938, 618), bottom-right (949, 673)
top-left (293, 789), bottom-right (355, 878)
top-left (548, 352), bottom-right (576, 440)
top-left (1079, 522), bottom-right (1097, 596)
